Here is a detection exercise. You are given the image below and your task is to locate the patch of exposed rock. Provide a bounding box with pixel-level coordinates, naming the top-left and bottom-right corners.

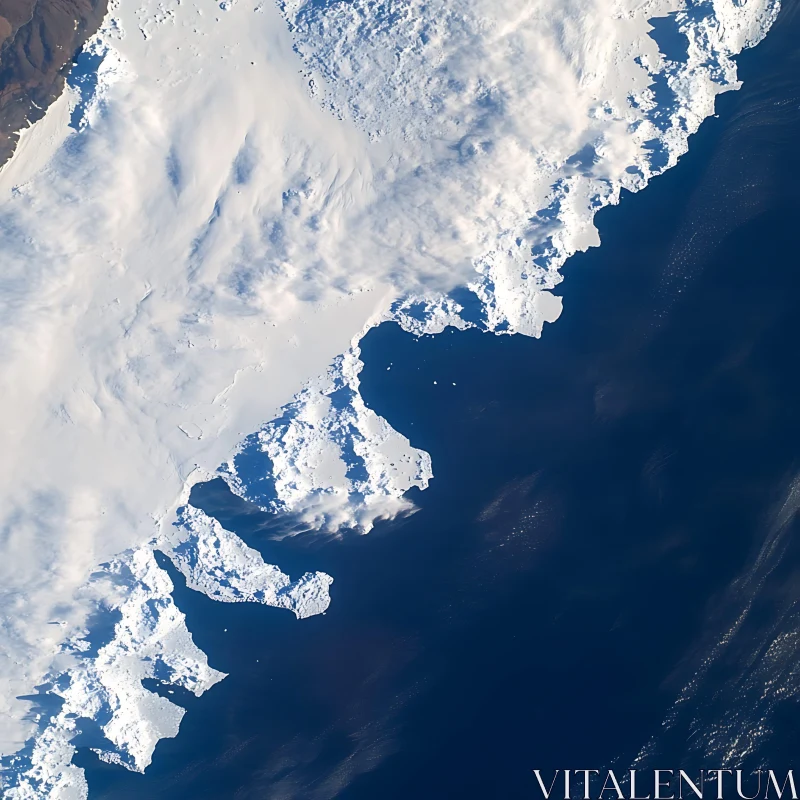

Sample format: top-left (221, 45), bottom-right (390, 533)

top-left (0, 0), bottom-right (107, 166)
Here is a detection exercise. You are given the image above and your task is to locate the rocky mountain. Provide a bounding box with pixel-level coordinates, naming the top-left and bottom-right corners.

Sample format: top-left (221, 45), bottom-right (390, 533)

top-left (0, 0), bottom-right (107, 165)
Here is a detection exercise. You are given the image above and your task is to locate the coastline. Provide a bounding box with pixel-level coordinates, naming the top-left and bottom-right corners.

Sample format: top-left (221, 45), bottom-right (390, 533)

top-left (0, 0), bottom-right (788, 792)
top-left (75, 2), bottom-right (800, 791)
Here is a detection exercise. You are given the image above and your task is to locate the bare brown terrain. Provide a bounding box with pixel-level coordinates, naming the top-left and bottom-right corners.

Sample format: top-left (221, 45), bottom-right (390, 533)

top-left (0, 0), bottom-right (107, 167)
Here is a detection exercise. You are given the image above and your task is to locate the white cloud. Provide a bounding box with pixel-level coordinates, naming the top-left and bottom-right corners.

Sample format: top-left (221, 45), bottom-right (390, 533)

top-left (0, 0), bottom-right (780, 791)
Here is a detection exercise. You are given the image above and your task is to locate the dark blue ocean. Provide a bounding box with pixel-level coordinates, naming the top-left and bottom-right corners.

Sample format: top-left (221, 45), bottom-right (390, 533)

top-left (78, 4), bottom-right (800, 797)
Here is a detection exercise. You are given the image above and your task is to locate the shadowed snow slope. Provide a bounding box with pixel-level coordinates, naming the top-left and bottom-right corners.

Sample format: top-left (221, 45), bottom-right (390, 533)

top-left (0, 0), bottom-right (779, 793)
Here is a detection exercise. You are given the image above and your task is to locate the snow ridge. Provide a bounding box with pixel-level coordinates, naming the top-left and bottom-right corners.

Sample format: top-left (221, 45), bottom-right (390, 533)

top-left (221, 343), bottom-right (432, 534)
top-left (1, 513), bottom-right (332, 797)
top-left (280, 0), bottom-right (779, 336)
top-left (166, 505), bottom-right (333, 617)
top-left (2, 547), bottom-right (224, 798)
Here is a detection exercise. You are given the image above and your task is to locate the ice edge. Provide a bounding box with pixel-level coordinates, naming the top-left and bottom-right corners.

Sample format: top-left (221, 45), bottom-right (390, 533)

top-left (0, 0), bottom-right (781, 795)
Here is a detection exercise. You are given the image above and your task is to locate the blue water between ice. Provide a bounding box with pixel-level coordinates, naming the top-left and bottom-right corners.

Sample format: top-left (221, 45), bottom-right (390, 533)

top-left (78, 7), bottom-right (800, 797)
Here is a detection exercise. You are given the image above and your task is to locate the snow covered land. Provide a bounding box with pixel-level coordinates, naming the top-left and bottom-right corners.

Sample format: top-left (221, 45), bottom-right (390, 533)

top-left (0, 0), bottom-right (780, 792)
